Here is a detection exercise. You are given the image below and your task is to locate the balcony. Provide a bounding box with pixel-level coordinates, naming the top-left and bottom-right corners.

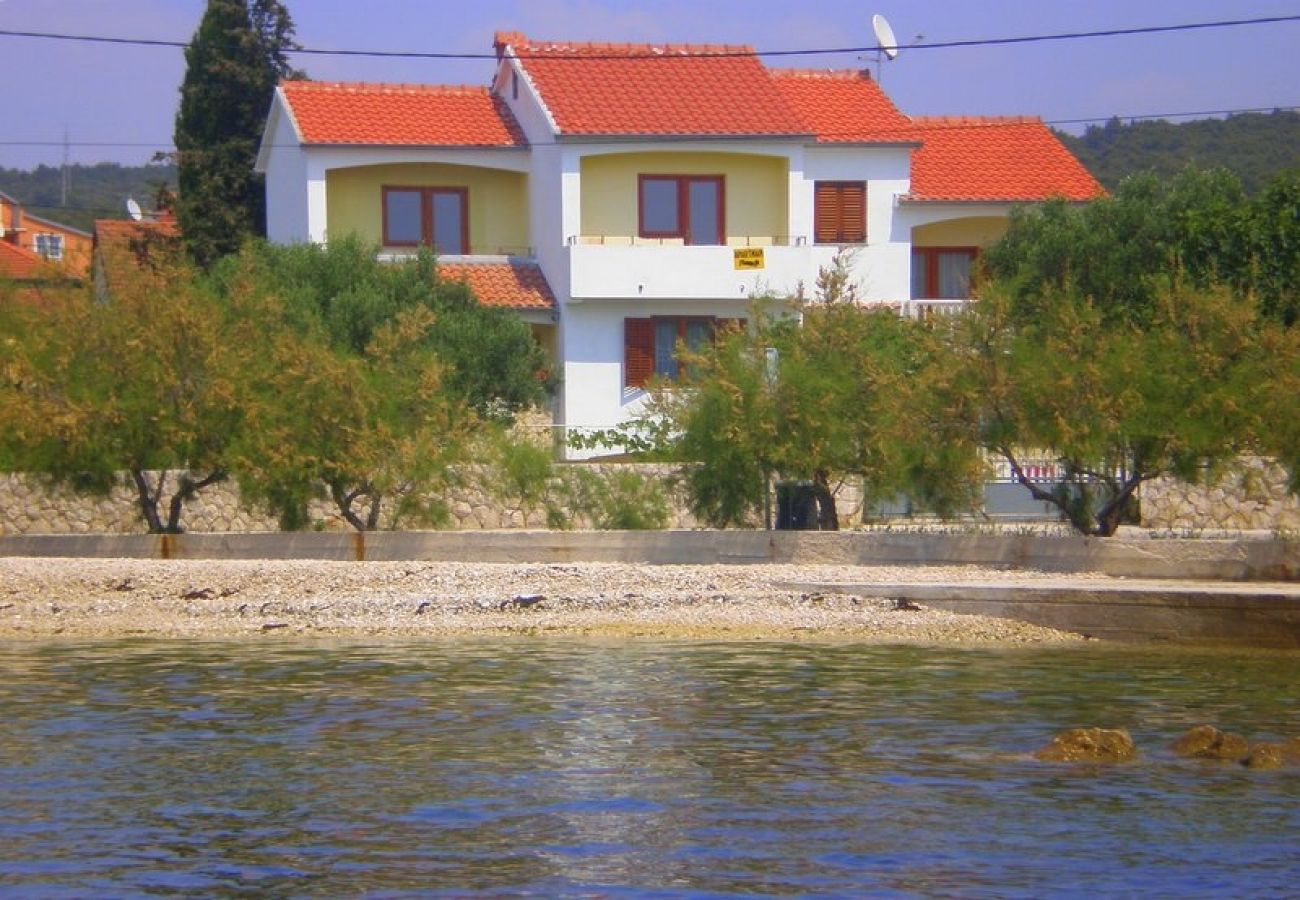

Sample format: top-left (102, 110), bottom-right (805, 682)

top-left (568, 235), bottom-right (836, 301)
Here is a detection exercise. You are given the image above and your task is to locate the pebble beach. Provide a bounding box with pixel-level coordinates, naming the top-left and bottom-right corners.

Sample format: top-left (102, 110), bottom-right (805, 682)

top-left (0, 557), bottom-right (1091, 644)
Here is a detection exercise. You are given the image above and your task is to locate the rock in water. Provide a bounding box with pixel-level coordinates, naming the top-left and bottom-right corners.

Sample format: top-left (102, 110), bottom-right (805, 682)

top-left (1170, 725), bottom-right (1251, 761)
top-left (1242, 743), bottom-right (1286, 769)
top-left (1034, 727), bottom-right (1137, 763)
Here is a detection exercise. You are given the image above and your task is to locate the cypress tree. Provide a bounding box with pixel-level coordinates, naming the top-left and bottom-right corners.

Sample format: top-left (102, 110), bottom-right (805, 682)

top-left (174, 0), bottom-right (299, 268)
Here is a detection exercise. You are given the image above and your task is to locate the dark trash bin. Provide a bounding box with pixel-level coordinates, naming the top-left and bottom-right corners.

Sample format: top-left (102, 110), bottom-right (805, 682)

top-left (775, 480), bottom-right (819, 530)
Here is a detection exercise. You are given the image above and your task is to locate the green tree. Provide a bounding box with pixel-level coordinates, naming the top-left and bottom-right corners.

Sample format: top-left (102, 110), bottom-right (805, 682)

top-left (213, 239), bottom-right (552, 529)
top-left (174, 0), bottom-right (300, 268)
top-left (949, 281), bottom-right (1269, 536)
top-left (0, 247), bottom-right (243, 533)
top-left (634, 291), bottom-right (981, 529)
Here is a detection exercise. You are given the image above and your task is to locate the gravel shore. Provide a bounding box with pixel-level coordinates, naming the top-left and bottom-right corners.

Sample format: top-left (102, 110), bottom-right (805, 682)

top-left (0, 557), bottom-right (1098, 644)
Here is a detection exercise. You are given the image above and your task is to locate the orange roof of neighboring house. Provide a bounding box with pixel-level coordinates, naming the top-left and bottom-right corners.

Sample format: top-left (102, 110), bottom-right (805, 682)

top-left (769, 69), bottom-right (913, 142)
top-left (279, 81), bottom-right (528, 147)
top-left (94, 216), bottom-right (180, 245)
top-left (495, 32), bottom-right (809, 137)
top-left (0, 240), bottom-right (46, 279)
top-left (438, 260), bottom-right (556, 310)
top-left (905, 117), bottom-right (1104, 202)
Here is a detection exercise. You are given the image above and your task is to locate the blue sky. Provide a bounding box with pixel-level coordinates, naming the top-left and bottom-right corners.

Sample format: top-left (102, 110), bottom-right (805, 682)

top-left (1, 0), bottom-right (1297, 170)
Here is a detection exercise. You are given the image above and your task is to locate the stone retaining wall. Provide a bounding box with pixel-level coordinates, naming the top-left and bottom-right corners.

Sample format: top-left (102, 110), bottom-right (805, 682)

top-left (1140, 458), bottom-right (1300, 533)
top-left (0, 465), bottom-right (702, 535)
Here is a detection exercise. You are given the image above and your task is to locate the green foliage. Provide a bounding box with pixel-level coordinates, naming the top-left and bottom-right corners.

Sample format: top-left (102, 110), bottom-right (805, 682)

top-left (985, 168), bottom-right (1299, 327)
top-left (951, 281), bottom-right (1272, 536)
top-left (210, 239), bottom-right (550, 529)
top-left (565, 468), bottom-right (671, 530)
top-left (0, 162), bottom-right (177, 234)
top-left (0, 248), bottom-right (241, 532)
top-left (174, 0), bottom-right (300, 268)
top-left (488, 432), bottom-right (572, 529)
top-left (638, 272), bottom-right (983, 528)
top-left (1057, 111), bottom-right (1300, 194)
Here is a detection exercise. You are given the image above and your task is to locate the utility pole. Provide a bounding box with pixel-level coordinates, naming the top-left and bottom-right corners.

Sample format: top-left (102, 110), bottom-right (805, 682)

top-left (61, 127), bottom-right (70, 207)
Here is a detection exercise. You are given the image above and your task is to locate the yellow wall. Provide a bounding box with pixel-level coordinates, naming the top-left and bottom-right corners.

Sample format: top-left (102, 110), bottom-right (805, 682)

top-left (580, 152), bottom-right (787, 244)
top-left (326, 163), bottom-right (528, 253)
top-left (912, 216), bottom-right (1008, 248)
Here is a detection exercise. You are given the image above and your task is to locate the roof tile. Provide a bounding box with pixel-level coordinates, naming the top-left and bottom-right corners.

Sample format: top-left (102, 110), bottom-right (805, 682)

top-left (499, 34), bottom-right (809, 137)
top-left (770, 69), bottom-right (912, 142)
top-left (906, 117), bottom-right (1103, 202)
top-left (0, 241), bottom-right (47, 280)
top-left (280, 81), bottom-right (528, 147)
top-left (438, 260), bottom-right (556, 310)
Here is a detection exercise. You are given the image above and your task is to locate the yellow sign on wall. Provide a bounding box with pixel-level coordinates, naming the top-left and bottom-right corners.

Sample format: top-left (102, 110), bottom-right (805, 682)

top-left (733, 248), bottom-right (765, 270)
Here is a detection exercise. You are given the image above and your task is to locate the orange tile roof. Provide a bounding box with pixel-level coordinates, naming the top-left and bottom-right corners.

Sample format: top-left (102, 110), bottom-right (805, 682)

top-left (0, 240), bottom-right (47, 279)
top-left (496, 33), bottom-right (809, 137)
top-left (905, 117), bottom-right (1103, 202)
top-left (280, 81), bottom-right (528, 147)
top-left (770, 69), bottom-right (913, 142)
top-left (94, 217), bottom-right (180, 245)
top-left (438, 260), bottom-right (556, 310)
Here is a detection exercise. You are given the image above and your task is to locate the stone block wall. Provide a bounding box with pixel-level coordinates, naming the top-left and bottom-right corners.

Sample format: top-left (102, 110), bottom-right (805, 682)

top-left (0, 464), bottom-right (702, 535)
top-left (1140, 457), bottom-right (1300, 533)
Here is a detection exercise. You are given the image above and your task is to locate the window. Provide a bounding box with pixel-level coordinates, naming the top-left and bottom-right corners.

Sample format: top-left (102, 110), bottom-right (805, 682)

top-left (624, 316), bottom-right (744, 388)
top-left (383, 186), bottom-right (468, 254)
top-left (34, 233), bottom-right (64, 261)
top-left (814, 181), bottom-right (866, 244)
top-left (637, 175), bottom-right (724, 245)
top-left (911, 247), bottom-right (979, 299)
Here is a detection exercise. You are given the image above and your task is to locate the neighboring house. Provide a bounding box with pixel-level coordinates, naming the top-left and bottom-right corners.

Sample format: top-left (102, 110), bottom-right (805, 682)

top-left (0, 191), bottom-right (93, 278)
top-left (257, 32), bottom-right (1101, 456)
top-left (92, 211), bottom-right (182, 301)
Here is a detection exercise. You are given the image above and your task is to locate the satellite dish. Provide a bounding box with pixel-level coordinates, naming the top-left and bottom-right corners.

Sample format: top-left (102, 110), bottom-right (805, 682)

top-left (126, 197), bottom-right (144, 221)
top-left (872, 14), bottom-right (900, 60)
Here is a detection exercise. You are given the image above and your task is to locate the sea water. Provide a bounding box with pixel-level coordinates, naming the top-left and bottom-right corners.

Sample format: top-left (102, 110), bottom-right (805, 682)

top-left (0, 639), bottom-right (1297, 897)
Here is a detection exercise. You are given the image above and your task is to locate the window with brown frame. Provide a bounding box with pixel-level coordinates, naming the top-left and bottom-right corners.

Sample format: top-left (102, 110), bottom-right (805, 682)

top-left (637, 175), bottom-right (724, 245)
top-left (813, 181), bottom-right (866, 244)
top-left (624, 316), bottom-right (745, 388)
top-left (382, 186), bottom-right (469, 254)
top-left (911, 247), bottom-right (979, 299)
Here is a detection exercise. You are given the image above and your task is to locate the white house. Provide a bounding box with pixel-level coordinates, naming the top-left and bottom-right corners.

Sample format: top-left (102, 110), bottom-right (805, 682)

top-left (256, 31), bottom-right (1101, 456)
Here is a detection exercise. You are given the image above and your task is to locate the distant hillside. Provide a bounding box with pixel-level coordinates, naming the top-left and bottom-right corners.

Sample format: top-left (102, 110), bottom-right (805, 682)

top-left (0, 162), bottom-right (177, 234)
top-left (1056, 110), bottom-right (1300, 193)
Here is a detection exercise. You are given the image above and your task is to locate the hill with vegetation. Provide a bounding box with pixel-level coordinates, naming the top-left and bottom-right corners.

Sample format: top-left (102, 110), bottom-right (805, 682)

top-left (0, 162), bottom-right (177, 234)
top-left (1057, 110), bottom-right (1300, 193)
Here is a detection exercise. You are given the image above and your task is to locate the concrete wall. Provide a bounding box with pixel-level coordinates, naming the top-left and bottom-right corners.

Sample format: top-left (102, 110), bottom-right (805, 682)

top-left (2, 530), bottom-right (1297, 582)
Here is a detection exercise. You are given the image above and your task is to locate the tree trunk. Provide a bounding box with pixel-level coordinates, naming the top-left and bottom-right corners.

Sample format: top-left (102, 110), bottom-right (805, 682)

top-left (812, 470), bottom-right (839, 531)
top-left (130, 469), bottom-right (166, 534)
top-left (164, 469), bottom-right (227, 533)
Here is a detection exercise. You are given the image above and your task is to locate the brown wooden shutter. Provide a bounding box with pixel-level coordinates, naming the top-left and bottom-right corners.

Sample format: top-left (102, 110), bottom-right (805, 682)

top-left (625, 317), bottom-right (654, 388)
top-left (814, 182), bottom-right (866, 244)
top-left (814, 182), bottom-right (841, 244)
top-left (841, 183), bottom-right (865, 243)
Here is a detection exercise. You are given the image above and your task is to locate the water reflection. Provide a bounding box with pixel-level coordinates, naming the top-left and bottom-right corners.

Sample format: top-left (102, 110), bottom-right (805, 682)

top-left (0, 639), bottom-right (1297, 896)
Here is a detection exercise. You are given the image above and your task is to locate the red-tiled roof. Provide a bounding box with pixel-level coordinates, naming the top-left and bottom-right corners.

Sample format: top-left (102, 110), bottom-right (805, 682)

top-left (905, 117), bottom-right (1103, 202)
top-left (94, 217), bottom-right (180, 245)
top-left (279, 81), bottom-right (528, 147)
top-left (438, 260), bottom-right (556, 310)
top-left (770, 69), bottom-right (912, 142)
top-left (0, 241), bottom-right (46, 279)
top-left (496, 32), bottom-right (809, 137)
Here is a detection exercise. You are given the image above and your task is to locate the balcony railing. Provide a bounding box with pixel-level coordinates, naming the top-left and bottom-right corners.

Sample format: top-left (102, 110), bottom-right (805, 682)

top-left (568, 235), bottom-right (808, 247)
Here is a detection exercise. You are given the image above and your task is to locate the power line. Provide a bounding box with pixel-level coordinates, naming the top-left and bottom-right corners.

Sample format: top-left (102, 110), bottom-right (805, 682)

top-left (2, 104), bottom-right (1296, 150)
top-left (1, 14), bottom-right (1298, 60)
